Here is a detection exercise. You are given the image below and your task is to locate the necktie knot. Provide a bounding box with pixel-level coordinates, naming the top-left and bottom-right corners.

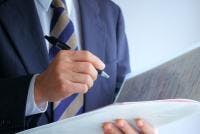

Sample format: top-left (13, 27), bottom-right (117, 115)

top-left (51, 0), bottom-right (67, 10)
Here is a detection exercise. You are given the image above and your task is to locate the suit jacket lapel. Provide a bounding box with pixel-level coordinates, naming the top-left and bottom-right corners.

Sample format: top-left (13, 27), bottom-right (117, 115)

top-left (78, 0), bottom-right (106, 61)
top-left (0, 0), bottom-right (49, 73)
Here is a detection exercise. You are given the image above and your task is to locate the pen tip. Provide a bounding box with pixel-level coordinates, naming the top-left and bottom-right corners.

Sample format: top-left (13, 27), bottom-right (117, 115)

top-left (101, 71), bottom-right (110, 79)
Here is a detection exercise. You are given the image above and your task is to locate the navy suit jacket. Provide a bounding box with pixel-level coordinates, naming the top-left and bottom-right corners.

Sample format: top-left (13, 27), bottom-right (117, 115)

top-left (0, 0), bottom-right (130, 133)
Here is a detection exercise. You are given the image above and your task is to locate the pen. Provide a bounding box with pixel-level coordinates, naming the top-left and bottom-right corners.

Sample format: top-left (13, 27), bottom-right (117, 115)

top-left (45, 35), bottom-right (110, 79)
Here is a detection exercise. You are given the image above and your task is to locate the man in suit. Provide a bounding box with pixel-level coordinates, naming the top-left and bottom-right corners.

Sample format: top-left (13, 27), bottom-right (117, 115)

top-left (0, 0), bottom-right (155, 133)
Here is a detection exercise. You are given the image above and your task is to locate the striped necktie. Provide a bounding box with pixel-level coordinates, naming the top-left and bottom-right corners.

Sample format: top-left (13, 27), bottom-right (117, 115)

top-left (49, 0), bottom-right (84, 121)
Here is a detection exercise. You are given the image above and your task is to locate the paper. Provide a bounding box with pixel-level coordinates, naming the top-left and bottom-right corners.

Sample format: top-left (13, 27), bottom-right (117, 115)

top-left (18, 99), bottom-right (200, 134)
top-left (158, 114), bottom-right (200, 134)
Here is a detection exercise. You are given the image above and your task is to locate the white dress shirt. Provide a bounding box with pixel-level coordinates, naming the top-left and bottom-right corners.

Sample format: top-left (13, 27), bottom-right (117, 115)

top-left (26, 0), bottom-right (82, 116)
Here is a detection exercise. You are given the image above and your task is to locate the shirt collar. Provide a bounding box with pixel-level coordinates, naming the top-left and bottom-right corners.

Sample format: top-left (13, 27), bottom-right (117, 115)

top-left (35, 0), bottom-right (74, 15)
top-left (36, 0), bottom-right (52, 12)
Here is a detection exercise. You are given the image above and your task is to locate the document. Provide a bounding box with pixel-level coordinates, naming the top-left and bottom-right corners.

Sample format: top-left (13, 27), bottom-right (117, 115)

top-left (18, 99), bottom-right (200, 134)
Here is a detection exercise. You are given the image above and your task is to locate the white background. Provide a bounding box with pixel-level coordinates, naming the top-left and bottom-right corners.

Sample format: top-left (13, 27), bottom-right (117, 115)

top-left (113, 0), bottom-right (200, 76)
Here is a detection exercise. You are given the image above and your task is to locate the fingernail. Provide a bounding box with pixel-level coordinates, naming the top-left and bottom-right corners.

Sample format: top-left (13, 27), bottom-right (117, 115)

top-left (136, 120), bottom-right (144, 127)
top-left (116, 120), bottom-right (124, 128)
top-left (118, 122), bottom-right (124, 128)
top-left (100, 61), bottom-right (105, 69)
top-left (118, 122), bottom-right (124, 127)
top-left (101, 64), bottom-right (105, 70)
top-left (103, 123), bottom-right (112, 131)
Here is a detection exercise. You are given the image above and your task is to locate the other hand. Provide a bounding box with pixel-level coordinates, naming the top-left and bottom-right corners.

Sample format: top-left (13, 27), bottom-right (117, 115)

top-left (103, 118), bottom-right (157, 134)
top-left (34, 50), bottom-right (105, 105)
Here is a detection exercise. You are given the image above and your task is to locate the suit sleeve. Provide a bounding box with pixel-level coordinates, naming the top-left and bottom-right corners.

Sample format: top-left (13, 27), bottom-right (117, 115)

top-left (115, 8), bottom-right (131, 94)
top-left (0, 75), bottom-right (33, 133)
top-left (0, 20), bottom-right (44, 133)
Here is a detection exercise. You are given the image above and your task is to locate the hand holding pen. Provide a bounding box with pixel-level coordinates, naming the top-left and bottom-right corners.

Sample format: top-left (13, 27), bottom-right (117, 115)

top-left (33, 36), bottom-right (109, 106)
top-left (45, 35), bottom-right (110, 79)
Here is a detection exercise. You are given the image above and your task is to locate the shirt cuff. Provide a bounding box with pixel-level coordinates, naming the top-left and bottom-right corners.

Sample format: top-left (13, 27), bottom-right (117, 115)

top-left (25, 74), bottom-right (48, 116)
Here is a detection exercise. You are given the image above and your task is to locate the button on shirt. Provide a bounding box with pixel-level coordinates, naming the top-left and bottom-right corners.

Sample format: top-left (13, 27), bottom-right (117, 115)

top-left (26, 0), bottom-right (82, 116)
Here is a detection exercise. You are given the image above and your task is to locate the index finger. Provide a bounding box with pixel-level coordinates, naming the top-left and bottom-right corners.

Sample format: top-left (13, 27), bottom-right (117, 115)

top-left (115, 119), bottom-right (138, 134)
top-left (62, 50), bottom-right (105, 71)
top-left (135, 119), bottom-right (157, 134)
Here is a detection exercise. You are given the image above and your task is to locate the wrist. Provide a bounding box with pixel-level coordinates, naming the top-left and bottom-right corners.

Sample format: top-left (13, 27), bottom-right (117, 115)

top-left (34, 75), bottom-right (47, 106)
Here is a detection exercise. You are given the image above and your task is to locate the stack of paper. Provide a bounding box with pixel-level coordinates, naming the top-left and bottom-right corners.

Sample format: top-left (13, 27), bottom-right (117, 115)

top-left (18, 99), bottom-right (200, 134)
